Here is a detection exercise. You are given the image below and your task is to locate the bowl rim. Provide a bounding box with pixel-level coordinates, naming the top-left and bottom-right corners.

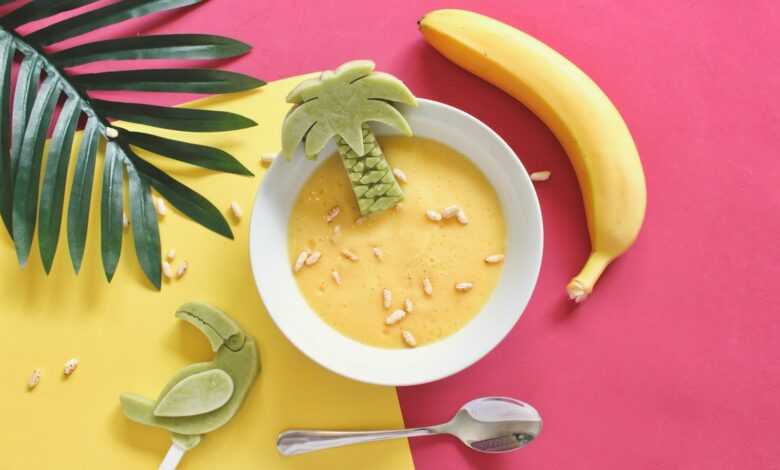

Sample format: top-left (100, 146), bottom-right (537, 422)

top-left (249, 98), bottom-right (543, 386)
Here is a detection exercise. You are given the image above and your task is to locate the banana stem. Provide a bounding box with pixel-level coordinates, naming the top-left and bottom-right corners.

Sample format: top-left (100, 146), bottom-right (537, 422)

top-left (566, 252), bottom-right (612, 303)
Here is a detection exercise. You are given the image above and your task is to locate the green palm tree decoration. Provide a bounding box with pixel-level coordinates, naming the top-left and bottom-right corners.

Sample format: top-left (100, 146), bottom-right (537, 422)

top-left (0, 0), bottom-right (264, 289)
top-left (281, 60), bottom-right (417, 215)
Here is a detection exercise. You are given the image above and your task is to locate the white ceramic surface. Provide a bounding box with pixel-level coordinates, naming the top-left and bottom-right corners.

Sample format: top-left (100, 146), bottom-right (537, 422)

top-left (249, 99), bottom-right (543, 386)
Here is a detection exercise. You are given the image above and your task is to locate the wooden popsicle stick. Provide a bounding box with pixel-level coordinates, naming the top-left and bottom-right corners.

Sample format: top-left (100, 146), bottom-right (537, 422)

top-left (159, 443), bottom-right (187, 470)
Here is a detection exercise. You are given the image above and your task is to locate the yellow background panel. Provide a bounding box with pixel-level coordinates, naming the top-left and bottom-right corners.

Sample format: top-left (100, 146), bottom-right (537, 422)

top-left (0, 75), bottom-right (414, 470)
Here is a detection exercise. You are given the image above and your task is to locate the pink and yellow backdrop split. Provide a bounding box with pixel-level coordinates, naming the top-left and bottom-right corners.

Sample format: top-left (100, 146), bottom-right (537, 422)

top-left (1, 1), bottom-right (778, 470)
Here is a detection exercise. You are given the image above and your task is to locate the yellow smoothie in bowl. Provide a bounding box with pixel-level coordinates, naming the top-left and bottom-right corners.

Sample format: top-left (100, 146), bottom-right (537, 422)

top-left (288, 136), bottom-right (506, 348)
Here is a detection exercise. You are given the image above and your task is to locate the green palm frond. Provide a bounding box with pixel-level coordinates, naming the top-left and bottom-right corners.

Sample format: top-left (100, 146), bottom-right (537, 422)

top-left (0, 0), bottom-right (264, 289)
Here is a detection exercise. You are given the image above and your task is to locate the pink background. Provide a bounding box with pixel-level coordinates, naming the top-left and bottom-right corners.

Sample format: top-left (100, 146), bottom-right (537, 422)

top-left (5, 1), bottom-right (779, 468)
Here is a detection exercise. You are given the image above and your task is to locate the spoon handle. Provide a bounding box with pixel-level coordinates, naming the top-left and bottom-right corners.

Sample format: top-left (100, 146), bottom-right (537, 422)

top-left (277, 427), bottom-right (439, 456)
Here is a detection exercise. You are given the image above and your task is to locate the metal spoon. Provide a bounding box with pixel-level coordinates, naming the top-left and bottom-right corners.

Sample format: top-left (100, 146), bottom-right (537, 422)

top-left (277, 396), bottom-right (542, 456)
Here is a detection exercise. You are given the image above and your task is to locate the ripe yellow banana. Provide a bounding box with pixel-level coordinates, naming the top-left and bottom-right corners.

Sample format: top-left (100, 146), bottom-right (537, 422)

top-left (420, 9), bottom-right (646, 302)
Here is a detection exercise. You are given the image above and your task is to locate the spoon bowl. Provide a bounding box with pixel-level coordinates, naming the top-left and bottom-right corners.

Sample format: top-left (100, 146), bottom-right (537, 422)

top-left (277, 396), bottom-right (542, 456)
top-left (444, 397), bottom-right (542, 453)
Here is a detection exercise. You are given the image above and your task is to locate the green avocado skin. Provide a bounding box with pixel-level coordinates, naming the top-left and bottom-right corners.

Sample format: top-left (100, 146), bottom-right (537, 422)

top-left (120, 337), bottom-right (259, 436)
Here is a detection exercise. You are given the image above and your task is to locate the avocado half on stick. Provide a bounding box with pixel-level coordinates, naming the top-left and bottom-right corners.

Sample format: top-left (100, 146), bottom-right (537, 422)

top-left (281, 60), bottom-right (418, 215)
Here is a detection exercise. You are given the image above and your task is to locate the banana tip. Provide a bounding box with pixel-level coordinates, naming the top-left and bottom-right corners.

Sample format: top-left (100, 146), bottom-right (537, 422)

top-left (566, 279), bottom-right (589, 303)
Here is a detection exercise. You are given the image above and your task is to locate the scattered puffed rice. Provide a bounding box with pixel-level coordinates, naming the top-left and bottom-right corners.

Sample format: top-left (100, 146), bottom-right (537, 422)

top-left (372, 247), bottom-right (384, 260)
top-left (423, 277), bottom-right (433, 296)
top-left (176, 260), bottom-right (189, 279)
top-left (122, 211), bottom-right (129, 230)
top-left (442, 205), bottom-right (460, 219)
top-left (402, 330), bottom-right (417, 347)
top-left (530, 170), bottom-right (551, 181)
top-left (385, 309), bottom-right (406, 325)
top-left (404, 298), bottom-right (414, 313)
top-left (294, 251), bottom-right (309, 272)
top-left (393, 168), bottom-right (408, 184)
top-left (426, 210), bottom-right (442, 222)
top-left (105, 127), bottom-right (119, 139)
top-left (455, 282), bottom-right (474, 292)
top-left (27, 369), bottom-right (41, 390)
top-left (260, 153), bottom-right (276, 166)
top-left (230, 201), bottom-right (243, 221)
top-left (383, 288), bottom-right (392, 309)
top-left (331, 270), bottom-right (342, 285)
top-left (63, 358), bottom-right (79, 377)
top-left (155, 197), bottom-right (167, 217)
top-left (162, 261), bottom-right (175, 280)
top-left (305, 251), bottom-right (321, 266)
top-left (325, 206), bottom-right (341, 223)
top-left (484, 254), bottom-right (505, 264)
top-left (341, 248), bottom-right (359, 262)
top-left (166, 249), bottom-right (176, 261)
top-left (456, 209), bottom-right (469, 225)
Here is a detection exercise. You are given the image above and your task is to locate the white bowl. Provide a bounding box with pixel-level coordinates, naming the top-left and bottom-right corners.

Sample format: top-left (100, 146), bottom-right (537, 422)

top-left (249, 99), bottom-right (543, 386)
